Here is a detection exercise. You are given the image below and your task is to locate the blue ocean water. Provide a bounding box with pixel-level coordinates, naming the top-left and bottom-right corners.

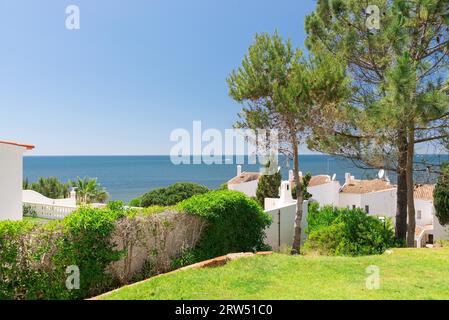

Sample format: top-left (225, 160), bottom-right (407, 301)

top-left (23, 155), bottom-right (446, 203)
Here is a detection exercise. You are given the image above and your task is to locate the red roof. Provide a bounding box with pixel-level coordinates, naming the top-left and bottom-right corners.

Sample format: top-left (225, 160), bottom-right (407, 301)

top-left (0, 140), bottom-right (35, 150)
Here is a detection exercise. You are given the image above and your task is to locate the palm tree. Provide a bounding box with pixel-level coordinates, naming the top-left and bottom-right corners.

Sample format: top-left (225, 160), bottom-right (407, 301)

top-left (70, 177), bottom-right (109, 204)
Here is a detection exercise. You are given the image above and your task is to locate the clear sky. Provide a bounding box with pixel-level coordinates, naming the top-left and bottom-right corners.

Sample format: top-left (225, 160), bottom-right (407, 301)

top-left (0, 0), bottom-right (317, 155)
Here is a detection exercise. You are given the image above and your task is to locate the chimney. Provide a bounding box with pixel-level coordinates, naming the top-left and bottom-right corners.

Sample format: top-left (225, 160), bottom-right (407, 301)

top-left (279, 181), bottom-right (293, 205)
top-left (237, 165), bottom-right (242, 176)
top-left (345, 173), bottom-right (352, 185)
top-left (70, 188), bottom-right (77, 200)
top-left (288, 170), bottom-right (294, 182)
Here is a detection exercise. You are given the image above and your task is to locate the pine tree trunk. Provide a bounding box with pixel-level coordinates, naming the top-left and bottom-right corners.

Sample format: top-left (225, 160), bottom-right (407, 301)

top-left (291, 140), bottom-right (303, 255)
top-left (406, 126), bottom-right (416, 247)
top-left (395, 130), bottom-right (408, 244)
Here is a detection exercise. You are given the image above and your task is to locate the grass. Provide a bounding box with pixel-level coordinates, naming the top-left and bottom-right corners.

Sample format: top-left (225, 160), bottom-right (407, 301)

top-left (23, 216), bottom-right (50, 224)
top-left (100, 248), bottom-right (449, 300)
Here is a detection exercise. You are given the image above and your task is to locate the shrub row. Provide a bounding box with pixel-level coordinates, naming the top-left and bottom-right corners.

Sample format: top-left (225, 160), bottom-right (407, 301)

top-left (0, 190), bottom-right (272, 299)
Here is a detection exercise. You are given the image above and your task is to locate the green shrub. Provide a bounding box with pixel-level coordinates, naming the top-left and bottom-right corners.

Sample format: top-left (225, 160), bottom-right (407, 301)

top-left (256, 170), bottom-right (281, 206)
top-left (0, 220), bottom-right (36, 299)
top-left (129, 197), bottom-right (142, 207)
top-left (305, 205), bottom-right (396, 256)
top-left (177, 190), bottom-right (272, 262)
top-left (52, 207), bottom-right (125, 299)
top-left (140, 182), bottom-right (210, 207)
top-left (434, 162), bottom-right (449, 226)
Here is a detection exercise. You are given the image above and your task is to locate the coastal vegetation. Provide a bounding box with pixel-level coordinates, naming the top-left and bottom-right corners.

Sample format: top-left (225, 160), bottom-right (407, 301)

top-left (23, 176), bottom-right (109, 204)
top-left (137, 182), bottom-right (210, 207)
top-left (23, 177), bottom-right (70, 199)
top-left (70, 177), bottom-right (109, 204)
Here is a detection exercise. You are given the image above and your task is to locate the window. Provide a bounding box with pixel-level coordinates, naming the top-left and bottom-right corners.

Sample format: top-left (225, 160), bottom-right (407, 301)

top-left (365, 205), bottom-right (370, 214)
top-left (417, 210), bottom-right (422, 220)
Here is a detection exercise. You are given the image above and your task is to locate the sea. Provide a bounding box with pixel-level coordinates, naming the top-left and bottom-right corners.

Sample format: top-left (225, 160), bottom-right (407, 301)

top-left (23, 155), bottom-right (448, 203)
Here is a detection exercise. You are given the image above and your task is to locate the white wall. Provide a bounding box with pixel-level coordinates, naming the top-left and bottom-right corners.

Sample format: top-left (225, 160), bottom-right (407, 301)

top-left (0, 144), bottom-right (25, 221)
top-left (264, 201), bottom-right (308, 251)
top-left (339, 193), bottom-right (362, 210)
top-left (228, 179), bottom-right (258, 197)
top-left (307, 182), bottom-right (340, 207)
top-left (338, 189), bottom-right (396, 218)
top-left (23, 190), bottom-right (77, 207)
top-left (361, 189), bottom-right (397, 218)
top-left (414, 199), bottom-right (434, 226)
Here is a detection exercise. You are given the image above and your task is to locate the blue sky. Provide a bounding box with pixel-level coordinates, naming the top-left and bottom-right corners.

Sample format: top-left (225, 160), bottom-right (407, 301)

top-left (0, 0), bottom-right (317, 155)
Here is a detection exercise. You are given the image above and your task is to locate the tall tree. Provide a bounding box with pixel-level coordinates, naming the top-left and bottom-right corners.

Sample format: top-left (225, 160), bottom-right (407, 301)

top-left (305, 0), bottom-right (449, 246)
top-left (227, 32), bottom-right (348, 253)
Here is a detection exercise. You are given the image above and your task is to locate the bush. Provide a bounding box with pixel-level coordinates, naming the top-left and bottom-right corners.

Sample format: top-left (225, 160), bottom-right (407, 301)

top-left (140, 182), bottom-right (210, 207)
top-left (256, 170), bottom-right (281, 206)
top-left (434, 162), bottom-right (449, 226)
top-left (304, 205), bottom-right (396, 256)
top-left (129, 197), bottom-right (142, 207)
top-left (177, 190), bottom-right (272, 262)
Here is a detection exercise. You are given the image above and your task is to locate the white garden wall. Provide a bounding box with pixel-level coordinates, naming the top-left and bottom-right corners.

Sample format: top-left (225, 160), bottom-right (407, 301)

top-left (0, 144), bottom-right (26, 221)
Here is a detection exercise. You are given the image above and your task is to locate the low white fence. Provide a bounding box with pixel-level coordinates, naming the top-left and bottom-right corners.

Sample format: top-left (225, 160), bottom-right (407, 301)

top-left (23, 202), bottom-right (77, 220)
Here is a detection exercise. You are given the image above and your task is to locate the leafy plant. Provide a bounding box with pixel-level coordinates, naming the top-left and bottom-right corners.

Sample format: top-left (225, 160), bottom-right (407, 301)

top-left (140, 182), bottom-right (209, 207)
top-left (256, 169), bottom-right (282, 207)
top-left (177, 190), bottom-right (272, 262)
top-left (305, 205), bottom-right (396, 256)
top-left (434, 162), bottom-right (449, 226)
top-left (70, 177), bottom-right (109, 204)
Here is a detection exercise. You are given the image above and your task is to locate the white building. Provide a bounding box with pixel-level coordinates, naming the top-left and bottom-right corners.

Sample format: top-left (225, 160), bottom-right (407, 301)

top-left (227, 165), bottom-right (260, 198)
top-left (228, 166), bottom-right (448, 247)
top-left (0, 140), bottom-right (35, 221)
top-left (338, 173), bottom-right (397, 217)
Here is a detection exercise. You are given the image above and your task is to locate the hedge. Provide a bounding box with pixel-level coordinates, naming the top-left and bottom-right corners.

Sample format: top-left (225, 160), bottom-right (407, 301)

top-left (176, 190), bottom-right (272, 263)
top-left (140, 182), bottom-right (210, 207)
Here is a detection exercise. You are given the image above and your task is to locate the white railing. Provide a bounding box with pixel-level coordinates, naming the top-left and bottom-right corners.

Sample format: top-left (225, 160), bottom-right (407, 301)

top-left (24, 202), bottom-right (77, 220)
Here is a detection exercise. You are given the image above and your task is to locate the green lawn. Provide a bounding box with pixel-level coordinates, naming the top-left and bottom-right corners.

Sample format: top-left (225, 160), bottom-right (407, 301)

top-left (100, 248), bottom-right (449, 300)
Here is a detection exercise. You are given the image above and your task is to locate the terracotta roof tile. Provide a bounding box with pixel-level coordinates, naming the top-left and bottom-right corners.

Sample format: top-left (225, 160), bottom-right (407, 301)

top-left (308, 175), bottom-right (332, 187)
top-left (228, 172), bottom-right (260, 185)
top-left (0, 140), bottom-right (35, 150)
top-left (414, 184), bottom-right (435, 201)
top-left (341, 179), bottom-right (395, 194)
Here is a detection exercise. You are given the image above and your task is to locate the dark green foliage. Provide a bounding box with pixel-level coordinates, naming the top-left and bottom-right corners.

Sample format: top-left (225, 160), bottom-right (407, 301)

top-left (128, 197), bottom-right (142, 207)
top-left (0, 207), bottom-right (125, 300)
top-left (0, 220), bottom-right (36, 299)
top-left (435, 163), bottom-right (449, 226)
top-left (178, 190), bottom-right (272, 262)
top-left (256, 170), bottom-right (282, 206)
top-left (292, 173), bottom-right (312, 200)
top-left (53, 207), bottom-right (124, 299)
top-left (24, 177), bottom-right (70, 199)
top-left (140, 182), bottom-right (210, 207)
top-left (305, 204), bottom-right (397, 256)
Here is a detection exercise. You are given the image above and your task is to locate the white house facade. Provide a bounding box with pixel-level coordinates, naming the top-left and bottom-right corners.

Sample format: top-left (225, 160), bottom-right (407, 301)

top-left (0, 140), bottom-right (35, 221)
